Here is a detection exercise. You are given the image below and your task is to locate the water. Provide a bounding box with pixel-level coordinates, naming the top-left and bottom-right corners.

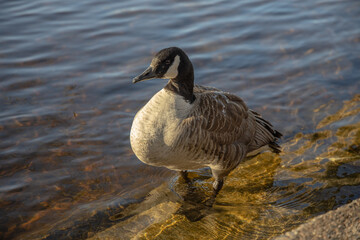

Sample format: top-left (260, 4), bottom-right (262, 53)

top-left (0, 0), bottom-right (359, 239)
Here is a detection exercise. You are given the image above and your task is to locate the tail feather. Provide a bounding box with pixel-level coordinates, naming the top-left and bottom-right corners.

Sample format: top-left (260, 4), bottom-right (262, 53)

top-left (249, 110), bottom-right (282, 154)
top-left (268, 142), bottom-right (281, 154)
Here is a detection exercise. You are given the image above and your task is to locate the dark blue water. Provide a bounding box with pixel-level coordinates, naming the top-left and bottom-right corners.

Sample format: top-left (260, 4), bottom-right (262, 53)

top-left (1, 0), bottom-right (359, 239)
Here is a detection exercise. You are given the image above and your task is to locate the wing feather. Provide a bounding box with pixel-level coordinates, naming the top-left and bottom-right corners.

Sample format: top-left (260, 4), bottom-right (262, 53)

top-left (195, 89), bottom-right (253, 144)
top-left (177, 86), bottom-right (255, 169)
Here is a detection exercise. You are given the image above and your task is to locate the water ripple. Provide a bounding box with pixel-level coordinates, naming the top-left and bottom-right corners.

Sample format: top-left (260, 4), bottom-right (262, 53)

top-left (0, 0), bottom-right (359, 239)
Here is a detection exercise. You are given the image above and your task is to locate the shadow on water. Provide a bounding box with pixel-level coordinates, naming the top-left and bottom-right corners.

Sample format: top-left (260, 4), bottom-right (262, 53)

top-left (32, 94), bottom-right (359, 240)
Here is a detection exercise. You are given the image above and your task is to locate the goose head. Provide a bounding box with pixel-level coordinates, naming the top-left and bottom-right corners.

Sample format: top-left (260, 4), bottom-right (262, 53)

top-left (133, 47), bottom-right (194, 84)
top-left (133, 47), bottom-right (196, 103)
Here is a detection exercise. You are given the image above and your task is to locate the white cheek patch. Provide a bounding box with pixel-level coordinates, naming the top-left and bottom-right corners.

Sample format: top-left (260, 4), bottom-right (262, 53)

top-left (163, 55), bottom-right (180, 79)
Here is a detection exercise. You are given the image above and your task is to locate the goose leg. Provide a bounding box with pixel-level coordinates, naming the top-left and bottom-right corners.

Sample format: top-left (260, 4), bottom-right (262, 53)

top-left (203, 178), bottom-right (224, 207)
top-left (179, 170), bottom-right (190, 183)
top-left (204, 170), bottom-right (227, 207)
top-left (213, 179), bottom-right (224, 194)
top-left (211, 168), bottom-right (230, 195)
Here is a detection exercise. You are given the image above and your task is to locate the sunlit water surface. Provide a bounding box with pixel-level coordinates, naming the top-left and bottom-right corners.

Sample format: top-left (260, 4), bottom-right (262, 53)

top-left (1, 0), bottom-right (359, 239)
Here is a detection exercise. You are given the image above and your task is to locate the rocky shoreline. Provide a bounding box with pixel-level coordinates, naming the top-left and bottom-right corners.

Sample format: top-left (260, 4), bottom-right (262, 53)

top-left (275, 198), bottom-right (360, 240)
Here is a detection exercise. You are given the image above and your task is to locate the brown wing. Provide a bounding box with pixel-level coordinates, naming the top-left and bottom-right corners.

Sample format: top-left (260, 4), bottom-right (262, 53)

top-left (178, 86), bottom-right (257, 170)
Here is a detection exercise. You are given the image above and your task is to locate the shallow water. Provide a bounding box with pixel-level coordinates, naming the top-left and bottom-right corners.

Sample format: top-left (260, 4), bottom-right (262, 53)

top-left (0, 0), bottom-right (359, 239)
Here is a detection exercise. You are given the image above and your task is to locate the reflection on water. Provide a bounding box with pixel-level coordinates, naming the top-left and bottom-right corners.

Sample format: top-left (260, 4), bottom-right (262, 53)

top-left (0, 0), bottom-right (359, 239)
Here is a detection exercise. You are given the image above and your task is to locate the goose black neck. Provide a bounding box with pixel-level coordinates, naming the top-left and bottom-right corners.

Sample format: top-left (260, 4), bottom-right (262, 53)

top-left (164, 72), bottom-right (196, 103)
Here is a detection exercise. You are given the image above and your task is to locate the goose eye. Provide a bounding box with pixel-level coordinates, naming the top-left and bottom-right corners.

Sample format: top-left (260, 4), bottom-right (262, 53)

top-left (165, 60), bottom-right (171, 65)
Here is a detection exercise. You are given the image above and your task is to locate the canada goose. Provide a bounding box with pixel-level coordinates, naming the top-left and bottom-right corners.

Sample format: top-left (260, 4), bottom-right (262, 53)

top-left (130, 47), bottom-right (282, 195)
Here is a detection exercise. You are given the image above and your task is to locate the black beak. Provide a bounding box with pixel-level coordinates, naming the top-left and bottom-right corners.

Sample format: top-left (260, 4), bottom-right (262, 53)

top-left (133, 66), bottom-right (156, 83)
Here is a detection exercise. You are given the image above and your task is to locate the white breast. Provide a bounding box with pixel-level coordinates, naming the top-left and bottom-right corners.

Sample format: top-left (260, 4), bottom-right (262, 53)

top-left (130, 89), bottom-right (196, 170)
